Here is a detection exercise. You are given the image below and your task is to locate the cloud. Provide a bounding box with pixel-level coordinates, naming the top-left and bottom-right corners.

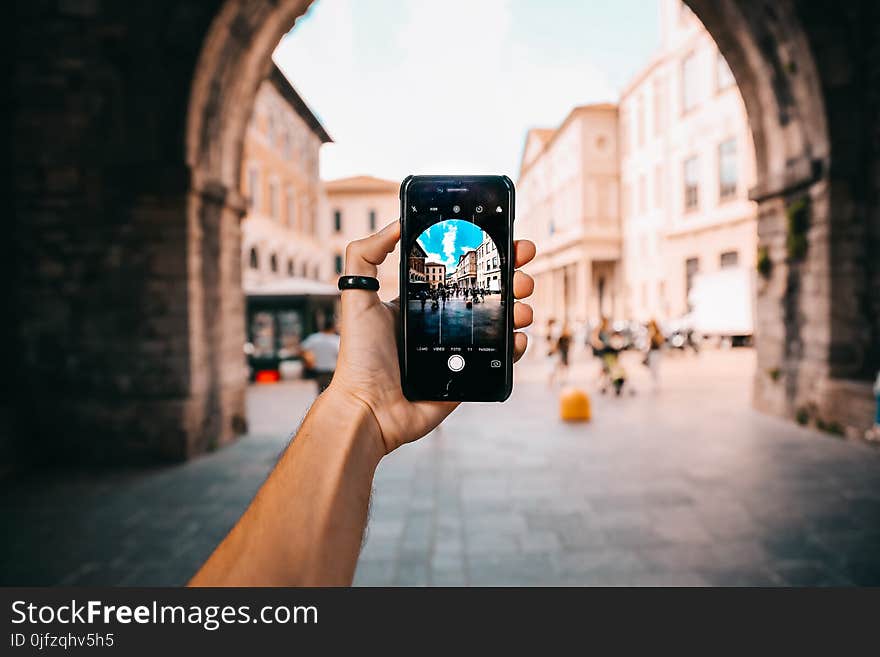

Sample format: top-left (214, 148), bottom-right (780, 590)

top-left (441, 223), bottom-right (458, 265)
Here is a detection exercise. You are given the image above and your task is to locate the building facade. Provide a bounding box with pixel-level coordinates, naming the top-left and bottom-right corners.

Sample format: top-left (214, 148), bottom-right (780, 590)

top-left (476, 231), bottom-right (501, 292)
top-left (455, 250), bottom-right (477, 289)
top-left (619, 0), bottom-right (757, 322)
top-left (425, 262), bottom-right (446, 288)
top-left (241, 66), bottom-right (332, 291)
top-left (408, 241), bottom-right (427, 282)
top-left (516, 104), bottom-right (622, 329)
top-left (323, 176), bottom-right (401, 301)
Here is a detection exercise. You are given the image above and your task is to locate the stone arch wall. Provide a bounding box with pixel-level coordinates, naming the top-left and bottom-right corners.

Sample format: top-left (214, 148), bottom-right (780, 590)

top-left (182, 0), bottom-right (314, 461)
top-left (689, 0), bottom-right (879, 434)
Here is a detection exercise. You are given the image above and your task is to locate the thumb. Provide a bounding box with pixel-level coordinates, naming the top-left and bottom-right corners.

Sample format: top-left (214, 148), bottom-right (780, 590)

top-left (344, 220), bottom-right (400, 277)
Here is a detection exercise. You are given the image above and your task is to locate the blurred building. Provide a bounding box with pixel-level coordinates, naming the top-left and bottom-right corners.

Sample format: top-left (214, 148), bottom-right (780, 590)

top-left (240, 65), bottom-right (332, 290)
top-left (619, 0), bottom-right (757, 322)
top-left (425, 262), bottom-right (446, 288)
top-left (516, 104), bottom-right (622, 328)
top-left (324, 176), bottom-right (401, 301)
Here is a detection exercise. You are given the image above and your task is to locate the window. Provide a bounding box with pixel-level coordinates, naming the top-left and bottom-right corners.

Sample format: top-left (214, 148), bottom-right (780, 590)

top-left (638, 175), bottom-right (646, 214)
top-left (637, 95), bottom-right (645, 147)
top-left (368, 209), bottom-right (377, 232)
top-left (720, 251), bottom-right (739, 268)
top-left (300, 262), bottom-right (308, 278)
top-left (249, 247), bottom-right (259, 270)
top-left (283, 132), bottom-right (292, 160)
top-left (333, 209), bottom-right (342, 233)
top-left (268, 179), bottom-right (279, 220)
top-left (269, 253), bottom-right (278, 273)
top-left (718, 138), bottom-right (738, 200)
top-left (286, 187), bottom-right (296, 228)
top-left (313, 264), bottom-right (320, 280)
top-left (685, 257), bottom-right (700, 310)
top-left (267, 113), bottom-right (276, 146)
top-left (683, 156), bottom-right (699, 212)
top-left (653, 77), bottom-right (665, 136)
top-left (334, 253), bottom-right (343, 274)
top-left (716, 52), bottom-right (735, 91)
top-left (620, 109), bottom-right (629, 157)
top-left (681, 51), bottom-right (699, 113)
top-left (654, 164), bottom-right (663, 208)
top-left (287, 259), bottom-right (295, 276)
top-left (247, 167), bottom-right (260, 212)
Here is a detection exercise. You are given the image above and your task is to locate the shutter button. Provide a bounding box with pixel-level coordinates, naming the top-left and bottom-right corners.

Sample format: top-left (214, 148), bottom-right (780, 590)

top-left (447, 355), bottom-right (465, 372)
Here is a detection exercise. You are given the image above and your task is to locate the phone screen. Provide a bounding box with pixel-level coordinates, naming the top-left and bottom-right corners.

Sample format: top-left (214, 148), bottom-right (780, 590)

top-left (399, 176), bottom-right (514, 401)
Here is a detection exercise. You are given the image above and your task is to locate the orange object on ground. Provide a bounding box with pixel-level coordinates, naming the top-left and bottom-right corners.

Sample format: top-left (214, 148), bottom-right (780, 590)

top-left (255, 369), bottom-right (280, 384)
top-left (560, 387), bottom-right (591, 422)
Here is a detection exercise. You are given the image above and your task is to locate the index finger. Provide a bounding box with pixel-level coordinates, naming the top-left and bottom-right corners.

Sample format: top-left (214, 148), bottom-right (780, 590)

top-left (344, 221), bottom-right (400, 277)
top-left (514, 240), bottom-right (536, 268)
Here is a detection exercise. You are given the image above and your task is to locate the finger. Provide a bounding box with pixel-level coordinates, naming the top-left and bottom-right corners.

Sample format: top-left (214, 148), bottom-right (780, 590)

top-left (344, 221), bottom-right (400, 277)
top-left (513, 271), bottom-right (534, 299)
top-left (513, 332), bottom-right (528, 362)
top-left (513, 301), bottom-right (533, 330)
top-left (514, 240), bottom-right (536, 268)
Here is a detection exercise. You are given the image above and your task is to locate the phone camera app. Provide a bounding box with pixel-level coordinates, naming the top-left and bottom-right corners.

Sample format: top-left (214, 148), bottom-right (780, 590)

top-left (407, 219), bottom-right (503, 348)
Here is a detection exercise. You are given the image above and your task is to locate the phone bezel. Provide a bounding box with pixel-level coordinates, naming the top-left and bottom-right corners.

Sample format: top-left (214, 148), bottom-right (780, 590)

top-left (398, 175), bottom-right (515, 402)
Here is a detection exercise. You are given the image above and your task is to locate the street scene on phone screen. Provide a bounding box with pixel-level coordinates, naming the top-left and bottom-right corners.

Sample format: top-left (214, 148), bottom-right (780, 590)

top-left (407, 219), bottom-right (504, 346)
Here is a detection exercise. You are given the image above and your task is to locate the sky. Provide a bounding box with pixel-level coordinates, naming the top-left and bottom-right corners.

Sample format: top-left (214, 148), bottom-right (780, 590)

top-left (273, 0), bottom-right (660, 181)
top-left (416, 219), bottom-right (485, 268)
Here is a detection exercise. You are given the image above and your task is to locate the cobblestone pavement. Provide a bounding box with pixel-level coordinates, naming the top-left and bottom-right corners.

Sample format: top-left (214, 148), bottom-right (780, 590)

top-left (2, 349), bottom-right (879, 586)
top-left (407, 295), bottom-right (503, 344)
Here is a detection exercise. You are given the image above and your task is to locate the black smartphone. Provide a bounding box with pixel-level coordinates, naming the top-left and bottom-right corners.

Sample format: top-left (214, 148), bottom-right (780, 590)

top-left (399, 175), bottom-right (515, 402)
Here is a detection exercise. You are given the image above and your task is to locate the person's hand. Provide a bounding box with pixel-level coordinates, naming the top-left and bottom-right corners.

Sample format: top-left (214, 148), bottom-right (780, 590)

top-left (327, 220), bottom-right (536, 455)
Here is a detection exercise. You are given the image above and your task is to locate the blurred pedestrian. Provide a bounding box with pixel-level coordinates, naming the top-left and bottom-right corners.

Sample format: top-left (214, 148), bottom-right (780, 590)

top-left (686, 328), bottom-right (700, 355)
top-left (300, 317), bottom-right (340, 394)
top-left (554, 322), bottom-right (572, 385)
top-left (643, 318), bottom-right (665, 390)
top-left (546, 318), bottom-right (558, 386)
top-left (590, 316), bottom-right (612, 389)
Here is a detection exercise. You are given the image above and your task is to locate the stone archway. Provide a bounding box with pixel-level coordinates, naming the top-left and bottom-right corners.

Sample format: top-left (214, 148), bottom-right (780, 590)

top-left (6, 0), bottom-right (876, 470)
top-left (180, 0), bottom-right (880, 439)
top-left (182, 0), bottom-right (314, 459)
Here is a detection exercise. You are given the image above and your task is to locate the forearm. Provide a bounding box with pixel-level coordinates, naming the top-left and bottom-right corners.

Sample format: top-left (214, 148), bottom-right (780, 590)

top-left (189, 388), bottom-right (385, 586)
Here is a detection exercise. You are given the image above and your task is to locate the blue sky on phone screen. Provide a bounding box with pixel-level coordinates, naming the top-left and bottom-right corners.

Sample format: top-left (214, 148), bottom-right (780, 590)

top-left (416, 220), bottom-right (485, 268)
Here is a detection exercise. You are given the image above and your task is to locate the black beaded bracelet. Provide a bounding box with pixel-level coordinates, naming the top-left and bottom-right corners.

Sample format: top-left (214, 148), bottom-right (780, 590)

top-left (337, 275), bottom-right (380, 291)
